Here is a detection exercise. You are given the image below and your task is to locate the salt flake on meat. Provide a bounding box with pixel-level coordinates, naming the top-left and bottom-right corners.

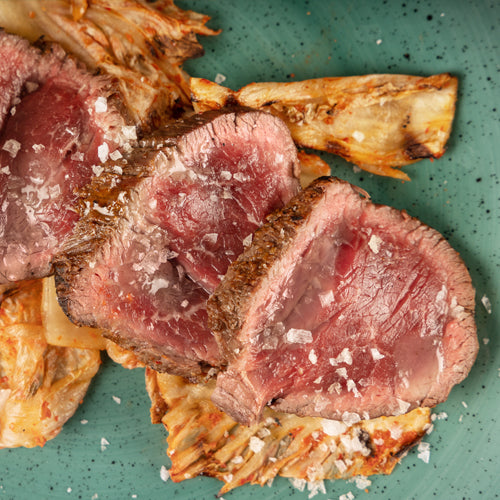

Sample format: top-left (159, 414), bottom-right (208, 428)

top-left (203, 233), bottom-right (218, 245)
top-left (394, 398), bottom-right (411, 415)
top-left (150, 278), bottom-right (170, 294)
top-left (92, 165), bottom-right (104, 176)
top-left (336, 347), bottom-right (353, 365)
top-left (94, 96), bottom-right (108, 113)
top-left (341, 411), bottom-right (361, 426)
top-left (286, 328), bottom-right (313, 344)
top-left (368, 234), bottom-right (382, 254)
top-left (309, 349), bottom-right (318, 364)
top-left (370, 348), bottom-right (385, 361)
top-left (318, 290), bottom-right (334, 307)
top-left (2, 139), bottom-right (21, 158)
top-left (98, 142), bottom-right (109, 163)
top-left (243, 233), bottom-right (253, 247)
top-left (121, 125), bottom-right (137, 141)
top-left (109, 150), bottom-right (123, 161)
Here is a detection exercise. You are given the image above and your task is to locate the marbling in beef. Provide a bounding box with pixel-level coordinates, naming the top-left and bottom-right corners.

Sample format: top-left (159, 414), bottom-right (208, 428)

top-left (54, 108), bottom-right (300, 377)
top-left (208, 177), bottom-right (478, 425)
top-left (0, 31), bottom-right (132, 284)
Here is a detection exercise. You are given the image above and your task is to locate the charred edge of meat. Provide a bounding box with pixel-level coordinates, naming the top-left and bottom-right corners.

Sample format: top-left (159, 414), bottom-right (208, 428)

top-left (32, 35), bottom-right (128, 115)
top-left (104, 330), bottom-right (215, 381)
top-left (53, 261), bottom-right (98, 329)
top-left (207, 176), bottom-right (361, 360)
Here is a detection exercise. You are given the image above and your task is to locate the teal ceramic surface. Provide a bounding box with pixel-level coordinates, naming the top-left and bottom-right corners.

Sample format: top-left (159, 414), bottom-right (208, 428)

top-left (1, 1), bottom-right (498, 499)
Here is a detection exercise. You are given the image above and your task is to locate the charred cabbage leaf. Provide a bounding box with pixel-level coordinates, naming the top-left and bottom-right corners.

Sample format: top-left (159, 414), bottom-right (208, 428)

top-left (146, 369), bottom-right (431, 495)
top-left (191, 74), bottom-right (458, 180)
top-left (0, 0), bottom-right (219, 131)
top-left (0, 280), bottom-right (101, 448)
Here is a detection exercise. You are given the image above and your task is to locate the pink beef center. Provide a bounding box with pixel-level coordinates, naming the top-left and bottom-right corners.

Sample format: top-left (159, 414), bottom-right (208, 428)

top-left (83, 230), bottom-right (220, 365)
top-left (249, 221), bottom-right (446, 404)
top-left (151, 142), bottom-right (294, 291)
top-left (0, 77), bottom-right (104, 259)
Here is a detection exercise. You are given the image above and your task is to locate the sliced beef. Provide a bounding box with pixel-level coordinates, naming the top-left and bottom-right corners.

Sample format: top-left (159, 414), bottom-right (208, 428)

top-left (208, 176), bottom-right (478, 425)
top-left (54, 108), bottom-right (300, 377)
top-left (0, 31), bottom-right (132, 284)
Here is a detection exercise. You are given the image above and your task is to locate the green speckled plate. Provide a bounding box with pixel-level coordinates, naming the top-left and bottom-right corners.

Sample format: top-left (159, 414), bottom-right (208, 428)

top-left (1, 1), bottom-right (499, 499)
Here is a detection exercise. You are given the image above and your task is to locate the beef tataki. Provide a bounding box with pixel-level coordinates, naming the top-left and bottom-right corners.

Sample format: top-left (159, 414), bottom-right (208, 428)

top-left (54, 109), bottom-right (300, 377)
top-left (0, 31), bottom-right (131, 284)
top-left (208, 177), bottom-right (478, 425)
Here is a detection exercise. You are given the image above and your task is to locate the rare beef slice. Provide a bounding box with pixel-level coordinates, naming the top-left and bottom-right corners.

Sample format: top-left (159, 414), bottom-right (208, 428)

top-left (208, 176), bottom-right (478, 425)
top-left (54, 108), bottom-right (300, 377)
top-left (0, 31), bottom-right (132, 283)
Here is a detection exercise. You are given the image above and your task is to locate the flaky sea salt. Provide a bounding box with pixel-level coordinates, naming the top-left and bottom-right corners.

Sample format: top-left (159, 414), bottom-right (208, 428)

top-left (309, 349), bottom-right (318, 364)
top-left (368, 234), bottom-right (382, 254)
top-left (353, 476), bottom-right (372, 489)
top-left (370, 348), bottom-right (385, 361)
top-left (417, 441), bottom-right (430, 463)
top-left (318, 290), bottom-right (334, 307)
top-left (110, 149), bottom-right (123, 161)
top-left (2, 139), bottom-right (21, 158)
top-left (243, 233), bottom-right (253, 247)
top-left (342, 411), bottom-right (361, 426)
top-left (160, 465), bottom-right (170, 482)
top-left (352, 130), bottom-right (365, 142)
top-left (122, 125), bottom-right (137, 141)
top-left (249, 436), bottom-right (265, 453)
top-left (289, 478), bottom-right (306, 492)
top-left (100, 437), bottom-right (110, 451)
top-left (98, 142), bottom-right (109, 163)
top-left (339, 491), bottom-right (355, 500)
top-left (394, 398), bottom-right (411, 415)
top-left (306, 480), bottom-right (326, 498)
top-left (481, 294), bottom-right (492, 314)
top-left (336, 347), bottom-right (353, 365)
top-left (286, 328), bottom-right (313, 344)
top-left (215, 73), bottom-right (227, 84)
top-left (322, 419), bottom-right (347, 436)
top-left (94, 96), bottom-right (108, 113)
top-left (92, 164), bottom-right (104, 176)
